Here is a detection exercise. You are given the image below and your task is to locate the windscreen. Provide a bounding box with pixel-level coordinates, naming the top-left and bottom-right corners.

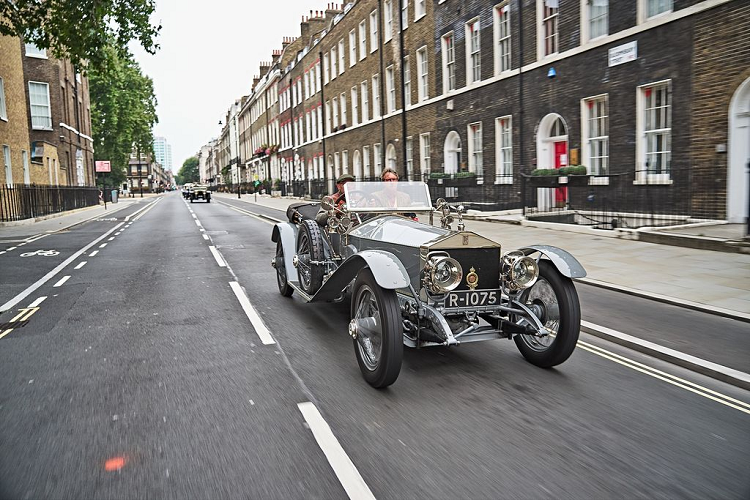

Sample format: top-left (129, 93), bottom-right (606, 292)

top-left (343, 181), bottom-right (433, 212)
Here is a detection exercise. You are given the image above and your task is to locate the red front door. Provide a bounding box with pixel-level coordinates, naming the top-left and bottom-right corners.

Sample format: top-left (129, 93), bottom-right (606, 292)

top-left (554, 141), bottom-right (567, 205)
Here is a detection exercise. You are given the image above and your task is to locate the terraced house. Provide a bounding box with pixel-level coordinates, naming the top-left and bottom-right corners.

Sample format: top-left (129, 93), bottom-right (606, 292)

top-left (211, 0), bottom-right (748, 222)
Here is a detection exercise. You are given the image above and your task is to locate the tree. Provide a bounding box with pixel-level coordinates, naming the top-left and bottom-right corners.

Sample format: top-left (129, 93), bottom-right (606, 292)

top-left (89, 43), bottom-right (158, 188)
top-left (0, 0), bottom-right (160, 72)
top-left (178, 157), bottom-right (200, 185)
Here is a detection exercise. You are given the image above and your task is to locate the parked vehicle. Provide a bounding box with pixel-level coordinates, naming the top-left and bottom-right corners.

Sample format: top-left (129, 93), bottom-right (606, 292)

top-left (190, 184), bottom-right (211, 203)
top-left (271, 181), bottom-right (586, 388)
top-left (182, 183), bottom-right (193, 199)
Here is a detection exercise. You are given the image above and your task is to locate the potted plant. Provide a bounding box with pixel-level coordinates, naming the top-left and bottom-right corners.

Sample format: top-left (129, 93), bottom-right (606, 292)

top-left (528, 169), bottom-right (561, 187)
top-left (448, 171), bottom-right (478, 186)
top-left (566, 165), bottom-right (589, 186)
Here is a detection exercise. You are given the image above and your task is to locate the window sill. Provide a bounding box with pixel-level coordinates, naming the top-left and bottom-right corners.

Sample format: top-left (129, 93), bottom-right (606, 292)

top-left (633, 178), bottom-right (673, 185)
top-left (589, 176), bottom-right (609, 185)
top-left (32, 126), bottom-right (53, 131)
top-left (495, 177), bottom-right (513, 185)
top-left (25, 53), bottom-right (48, 59)
top-left (414, 13), bottom-right (426, 23)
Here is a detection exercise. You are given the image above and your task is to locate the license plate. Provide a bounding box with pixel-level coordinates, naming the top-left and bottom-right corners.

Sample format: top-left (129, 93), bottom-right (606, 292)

top-left (445, 289), bottom-right (500, 308)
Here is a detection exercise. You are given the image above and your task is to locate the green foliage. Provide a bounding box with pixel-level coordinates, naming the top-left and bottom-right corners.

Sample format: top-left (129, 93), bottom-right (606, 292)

top-left (532, 166), bottom-right (588, 176)
top-left (89, 43), bottom-right (158, 187)
top-left (178, 157), bottom-right (200, 184)
top-left (0, 0), bottom-right (160, 73)
top-left (428, 172), bottom-right (451, 179)
top-left (454, 171), bottom-right (477, 179)
top-left (531, 169), bottom-right (558, 176)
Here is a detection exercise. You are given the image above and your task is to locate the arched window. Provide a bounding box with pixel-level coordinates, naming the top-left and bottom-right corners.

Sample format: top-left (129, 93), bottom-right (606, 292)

top-left (353, 150), bottom-right (362, 178)
top-left (386, 144), bottom-right (397, 171)
top-left (443, 131), bottom-right (462, 174)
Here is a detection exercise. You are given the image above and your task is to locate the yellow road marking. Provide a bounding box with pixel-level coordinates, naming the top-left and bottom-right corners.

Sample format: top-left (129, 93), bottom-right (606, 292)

top-left (578, 340), bottom-right (750, 415)
top-left (10, 307), bottom-right (39, 323)
top-left (0, 329), bottom-right (14, 340)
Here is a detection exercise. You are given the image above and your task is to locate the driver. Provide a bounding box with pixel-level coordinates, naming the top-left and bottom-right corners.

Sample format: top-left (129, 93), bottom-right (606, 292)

top-left (316, 173), bottom-right (355, 226)
top-left (371, 168), bottom-right (417, 220)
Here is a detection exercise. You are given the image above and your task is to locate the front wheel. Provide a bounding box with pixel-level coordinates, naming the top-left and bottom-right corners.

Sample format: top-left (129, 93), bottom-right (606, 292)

top-left (350, 269), bottom-right (403, 388)
top-left (513, 260), bottom-right (581, 368)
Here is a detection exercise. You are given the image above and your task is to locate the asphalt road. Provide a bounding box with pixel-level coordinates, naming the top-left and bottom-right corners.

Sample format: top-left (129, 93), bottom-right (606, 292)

top-left (0, 193), bottom-right (748, 499)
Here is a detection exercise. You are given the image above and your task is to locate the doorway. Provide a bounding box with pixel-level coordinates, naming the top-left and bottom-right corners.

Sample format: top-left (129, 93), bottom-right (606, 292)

top-left (728, 77), bottom-right (750, 223)
top-left (444, 131), bottom-right (462, 174)
top-left (536, 114), bottom-right (569, 209)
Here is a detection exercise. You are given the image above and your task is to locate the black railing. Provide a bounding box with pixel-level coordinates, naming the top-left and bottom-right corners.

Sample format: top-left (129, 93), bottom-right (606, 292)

top-left (0, 184), bottom-right (100, 222)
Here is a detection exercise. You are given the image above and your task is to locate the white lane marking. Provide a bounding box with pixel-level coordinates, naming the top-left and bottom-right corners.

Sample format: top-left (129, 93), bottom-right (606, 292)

top-left (202, 234), bottom-right (209, 240)
top-left (89, 250), bottom-right (99, 257)
top-left (7, 247), bottom-right (17, 251)
top-left (0, 251), bottom-right (5, 255)
top-left (26, 234), bottom-right (49, 243)
top-left (99, 243), bottom-right (108, 248)
top-left (218, 202), bottom-right (276, 225)
top-left (18, 243), bottom-right (26, 246)
top-left (28, 296), bottom-right (47, 307)
top-left (297, 402), bottom-right (376, 500)
top-left (192, 214), bottom-right (197, 219)
top-left (578, 340), bottom-right (750, 415)
top-left (74, 261), bottom-right (87, 270)
top-left (132, 198), bottom-right (162, 221)
top-left (228, 281), bottom-right (275, 345)
top-left (115, 232), bottom-right (122, 235)
top-left (195, 219), bottom-right (202, 227)
top-left (53, 276), bottom-right (71, 287)
top-left (108, 237), bottom-right (115, 241)
top-left (125, 199), bottom-right (158, 221)
top-left (582, 320), bottom-right (750, 390)
top-left (0, 222), bottom-right (123, 313)
top-left (199, 228), bottom-right (205, 232)
top-left (208, 246), bottom-right (226, 267)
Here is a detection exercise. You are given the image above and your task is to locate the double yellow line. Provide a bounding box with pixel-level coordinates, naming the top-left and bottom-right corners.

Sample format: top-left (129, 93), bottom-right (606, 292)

top-left (578, 340), bottom-right (750, 415)
top-left (0, 307), bottom-right (40, 339)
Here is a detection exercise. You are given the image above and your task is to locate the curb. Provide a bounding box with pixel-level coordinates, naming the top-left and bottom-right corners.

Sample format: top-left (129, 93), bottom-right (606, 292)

top-left (576, 277), bottom-right (750, 324)
top-left (581, 321), bottom-right (750, 391)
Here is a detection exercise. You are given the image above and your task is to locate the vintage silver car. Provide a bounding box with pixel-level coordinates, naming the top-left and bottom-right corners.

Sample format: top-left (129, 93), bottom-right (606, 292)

top-left (271, 181), bottom-right (586, 388)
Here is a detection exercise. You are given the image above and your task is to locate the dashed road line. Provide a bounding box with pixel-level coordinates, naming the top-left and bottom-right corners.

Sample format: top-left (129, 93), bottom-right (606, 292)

top-left (0, 222), bottom-right (123, 313)
top-left (28, 296), bottom-right (47, 307)
top-left (7, 247), bottom-right (17, 251)
top-left (298, 402), bottom-right (376, 500)
top-left (108, 237), bottom-right (115, 241)
top-left (215, 201), bottom-right (278, 225)
top-left (208, 246), bottom-right (226, 267)
top-left (89, 250), bottom-right (99, 257)
top-left (228, 281), bottom-right (275, 345)
top-left (53, 276), bottom-right (71, 287)
top-left (202, 234), bottom-right (209, 240)
top-left (195, 219), bottom-right (202, 227)
top-left (99, 243), bottom-right (108, 248)
top-left (74, 261), bottom-right (87, 270)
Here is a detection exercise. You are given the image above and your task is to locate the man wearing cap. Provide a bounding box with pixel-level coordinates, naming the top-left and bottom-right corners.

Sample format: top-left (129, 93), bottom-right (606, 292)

top-left (316, 173), bottom-right (355, 225)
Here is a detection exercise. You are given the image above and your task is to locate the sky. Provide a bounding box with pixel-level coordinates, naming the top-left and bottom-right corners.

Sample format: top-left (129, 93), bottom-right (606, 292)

top-left (131, 0), bottom-right (327, 171)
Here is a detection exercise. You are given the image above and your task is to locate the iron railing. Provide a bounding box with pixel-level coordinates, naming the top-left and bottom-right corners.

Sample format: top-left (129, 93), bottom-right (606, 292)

top-left (0, 184), bottom-right (100, 222)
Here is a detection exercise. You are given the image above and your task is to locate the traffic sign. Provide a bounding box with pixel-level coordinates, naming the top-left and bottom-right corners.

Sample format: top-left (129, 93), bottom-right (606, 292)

top-left (95, 161), bottom-right (112, 172)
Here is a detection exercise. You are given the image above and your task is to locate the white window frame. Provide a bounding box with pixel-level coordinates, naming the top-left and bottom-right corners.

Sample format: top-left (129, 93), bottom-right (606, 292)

top-left (370, 10), bottom-right (378, 53)
top-left (24, 43), bottom-right (47, 58)
top-left (415, 0), bottom-right (426, 21)
top-left (403, 55), bottom-right (412, 107)
top-left (636, 80), bottom-right (672, 183)
top-left (340, 92), bottom-right (347, 126)
top-left (22, 149), bottom-right (30, 185)
top-left (361, 80), bottom-right (370, 122)
top-left (363, 145), bottom-right (371, 178)
top-left (343, 150), bottom-right (349, 173)
top-left (384, 0), bottom-right (393, 43)
top-left (420, 133), bottom-right (431, 176)
top-left (338, 39), bottom-right (346, 76)
top-left (324, 53), bottom-right (331, 84)
top-left (581, 94), bottom-right (609, 176)
top-left (495, 116), bottom-right (513, 184)
top-left (2, 145), bottom-right (12, 185)
top-left (331, 45), bottom-right (338, 79)
top-left (349, 30), bottom-right (357, 67)
top-left (332, 96), bottom-right (339, 129)
top-left (537, 0), bottom-right (559, 59)
top-left (406, 136), bottom-right (414, 179)
top-left (581, 0), bottom-right (609, 42)
top-left (28, 81), bottom-right (52, 130)
top-left (374, 143), bottom-right (382, 175)
top-left (494, 3), bottom-right (512, 75)
top-left (372, 74), bottom-right (381, 119)
top-left (639, 0), bottom-right (673, 23)
top-left (442, 32), bottom-right (456, 93)
top-left (417, 46), bottom-right (429, 102)
top-left (386, 65), bottom-right (396, 113)
top-left (326, 100), bottom-right (332, 134)
top-left (317, 105), bottom-right (323, 137)
top-left (466, 19), bottom-right (481, 85)
top-left (0, 77), bottom-right (6, 120)
top-left (359, 20), bottom-right (367, 60)
top-left (468, 122), bottom-right (483, 180)
top-left (402, 0), bottom-right (409, 29)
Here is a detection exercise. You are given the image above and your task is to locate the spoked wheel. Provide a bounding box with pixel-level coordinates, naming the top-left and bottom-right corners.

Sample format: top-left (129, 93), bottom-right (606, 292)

top-left (296, 220), bottom-right (324, 295)
top-left (513, 260), bottom-right (581, 368)
top-left (275, 240), bottom-right (293, 297)
top-left (350, 269), bottom-right (403, 388)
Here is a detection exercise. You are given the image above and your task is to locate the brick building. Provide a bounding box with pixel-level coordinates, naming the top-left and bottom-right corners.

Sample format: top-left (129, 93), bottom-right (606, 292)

top-left (214, 0), bottom-right (749, 220)
top-left (1, 35), bottom-right (32, 185)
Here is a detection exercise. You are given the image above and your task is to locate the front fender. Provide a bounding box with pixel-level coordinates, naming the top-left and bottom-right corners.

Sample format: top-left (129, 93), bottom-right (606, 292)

top-left (311, 250), bottom-right (410, 302)
top-left (271, 222), bottom-right (299, 283)
top-left (520, 245), bottom-right (587, 278)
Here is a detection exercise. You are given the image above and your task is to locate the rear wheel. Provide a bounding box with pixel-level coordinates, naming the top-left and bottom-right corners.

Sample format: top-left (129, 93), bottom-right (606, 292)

top-left (275, 239), bottom-right (293, 297)
top-left (296, 220), bottom-right (324, 294)
top-left (350, 269), bottom-right (403, 388)
top-left (514, 260), bottom-right (581, 367)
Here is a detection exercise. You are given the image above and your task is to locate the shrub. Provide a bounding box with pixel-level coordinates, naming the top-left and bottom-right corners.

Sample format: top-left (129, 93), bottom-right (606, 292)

top-left (429, 172), bottom-right (451, 179)
top-left (455, 171), bottom-right (477, 178)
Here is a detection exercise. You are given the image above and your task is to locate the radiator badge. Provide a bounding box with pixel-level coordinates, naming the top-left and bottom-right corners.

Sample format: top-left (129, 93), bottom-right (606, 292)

top-left (466, 267), bottom-right (479, 290)
top-left (463, 235), bottom-right (469, 246)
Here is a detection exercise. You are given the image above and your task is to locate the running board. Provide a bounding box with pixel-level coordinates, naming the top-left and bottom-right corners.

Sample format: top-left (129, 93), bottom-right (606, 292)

top-left (288, 281), bottom-right (313, 302)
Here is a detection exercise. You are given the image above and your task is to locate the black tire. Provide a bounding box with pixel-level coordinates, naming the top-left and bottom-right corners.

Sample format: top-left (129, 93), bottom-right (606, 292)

top-left (275, 239), bottom-right (293, 297)
top-left (296, 220), bottom-right (325, 294)
top-left (514, 260), bottom-right (581, 367)
top-left (350, 269), bottom-right (403, 388)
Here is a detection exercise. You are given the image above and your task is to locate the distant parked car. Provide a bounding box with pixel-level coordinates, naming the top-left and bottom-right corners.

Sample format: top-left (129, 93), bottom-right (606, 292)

top-left (182, 183), bottom-right (193, 199)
